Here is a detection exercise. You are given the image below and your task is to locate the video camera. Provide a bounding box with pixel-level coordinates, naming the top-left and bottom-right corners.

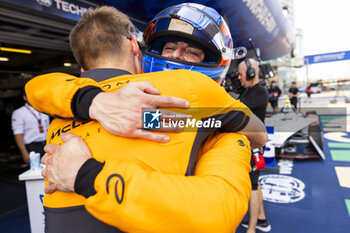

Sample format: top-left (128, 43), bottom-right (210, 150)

top-left (223, 69), bottom-right (243, 94)
top-left (223, 63), bottom-right (275, 94)
top-left (223, 38), bottom-right (275, 94)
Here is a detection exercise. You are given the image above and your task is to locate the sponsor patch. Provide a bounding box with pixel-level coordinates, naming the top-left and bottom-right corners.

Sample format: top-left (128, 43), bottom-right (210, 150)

top-left (237, 139), bottom-right (245, 147)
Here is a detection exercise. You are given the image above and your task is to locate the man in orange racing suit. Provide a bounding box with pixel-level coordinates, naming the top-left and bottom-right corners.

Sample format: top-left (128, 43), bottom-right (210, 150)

top-left (26, 5), bottom-right (267, 233)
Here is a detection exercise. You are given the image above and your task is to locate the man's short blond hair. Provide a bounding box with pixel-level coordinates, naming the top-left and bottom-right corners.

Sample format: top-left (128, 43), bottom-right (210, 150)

top-left (69, 6), bottom-right (133, 70)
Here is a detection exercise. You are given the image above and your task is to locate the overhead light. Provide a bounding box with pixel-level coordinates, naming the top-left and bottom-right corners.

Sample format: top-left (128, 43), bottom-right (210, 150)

top-left (0, 57), bottom-right (9, 62)
top-left (64, 62), bottom-right (72, 67)
top-left (0, 47), bottom-right (32, 54)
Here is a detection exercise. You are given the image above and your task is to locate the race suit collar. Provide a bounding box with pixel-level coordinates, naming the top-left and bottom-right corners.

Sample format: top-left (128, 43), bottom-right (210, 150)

top-left (80, 68), bottom-right (132, 82)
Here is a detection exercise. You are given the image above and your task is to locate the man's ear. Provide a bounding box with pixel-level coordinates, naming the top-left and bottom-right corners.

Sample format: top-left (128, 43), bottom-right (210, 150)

top-left (130, 35), bottom-right (140, 57)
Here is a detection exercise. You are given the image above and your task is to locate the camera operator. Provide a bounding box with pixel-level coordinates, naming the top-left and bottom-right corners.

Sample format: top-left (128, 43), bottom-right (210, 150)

top-left (237, 58), bottom-right (271, 233)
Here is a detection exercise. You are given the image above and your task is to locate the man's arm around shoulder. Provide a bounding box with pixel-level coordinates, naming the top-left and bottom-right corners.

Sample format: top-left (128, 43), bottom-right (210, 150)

top-left (239, 112), bottom-right (267, 148)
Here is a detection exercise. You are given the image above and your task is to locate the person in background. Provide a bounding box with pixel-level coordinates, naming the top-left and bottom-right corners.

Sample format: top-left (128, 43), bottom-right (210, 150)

top-left (237, 58), bottom-right (271, 233)
top-left (306, 83), bottom-right (312, 103)
top-left (288, 81), bottom-right (300, 110)
top-left (11, 89), bottom-right (49, 163)
top-left (268, 80), bottom-right (282, 113)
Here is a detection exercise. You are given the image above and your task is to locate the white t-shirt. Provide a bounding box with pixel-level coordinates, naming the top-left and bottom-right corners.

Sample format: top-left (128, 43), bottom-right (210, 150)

top-left (11, 103), bottom-right (50, 144)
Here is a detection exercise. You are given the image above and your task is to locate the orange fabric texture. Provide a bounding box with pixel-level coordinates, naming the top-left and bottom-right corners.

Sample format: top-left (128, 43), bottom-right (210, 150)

top-left (26, 69), bottom-right (251, 232)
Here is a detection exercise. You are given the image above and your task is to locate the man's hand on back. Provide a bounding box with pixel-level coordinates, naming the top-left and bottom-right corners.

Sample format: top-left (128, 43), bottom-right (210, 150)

top-left (41, 133), bottom-right (91, 194)
top-left (89, 81), bottom-right (190, 143)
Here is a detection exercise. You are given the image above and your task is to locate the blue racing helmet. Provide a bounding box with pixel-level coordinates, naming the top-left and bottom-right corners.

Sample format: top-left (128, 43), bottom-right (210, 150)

top-left (142, 3), bottom-right (233, 82)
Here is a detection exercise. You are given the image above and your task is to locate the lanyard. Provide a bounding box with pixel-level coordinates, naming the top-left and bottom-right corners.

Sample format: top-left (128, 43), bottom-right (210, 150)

top-left (25, 104), bottom-right (44, 133)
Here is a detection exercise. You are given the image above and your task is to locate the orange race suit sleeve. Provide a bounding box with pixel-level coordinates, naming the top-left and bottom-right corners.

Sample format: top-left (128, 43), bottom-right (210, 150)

top-left (25, 73), bottom-right (102, 120)
top-left (25, 70), bottom-right (250, 127)
top-left (74, 132), bottom-right (251, 233)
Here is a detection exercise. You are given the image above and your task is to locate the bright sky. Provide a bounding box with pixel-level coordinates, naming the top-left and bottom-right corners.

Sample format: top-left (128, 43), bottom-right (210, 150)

top-left (294, 0), bottom-right (350, 55)
top-left (293, 0), bottom-right (350, 81)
